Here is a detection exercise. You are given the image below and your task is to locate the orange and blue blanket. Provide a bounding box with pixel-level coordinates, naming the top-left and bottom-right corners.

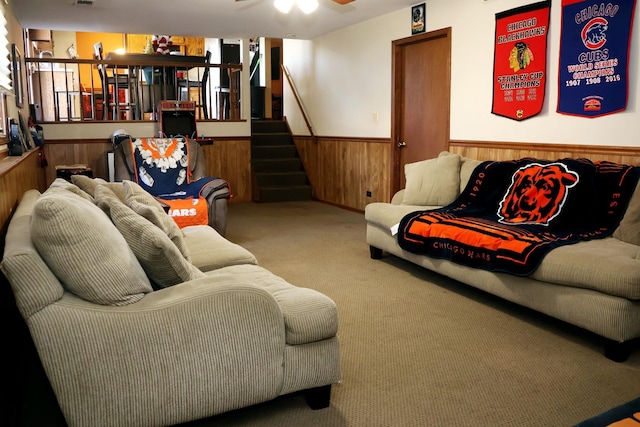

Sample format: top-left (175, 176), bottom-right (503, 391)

top-left (129, 137), bottom-right (220, 228)
top-left (398, 158), bottom-right (640, 276)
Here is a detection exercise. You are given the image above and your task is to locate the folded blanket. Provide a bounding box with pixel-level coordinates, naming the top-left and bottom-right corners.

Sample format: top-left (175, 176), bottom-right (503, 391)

top-left (398, 158), bottom-right (640, 276)
top-left (156, 196), bottom-right (208, 228)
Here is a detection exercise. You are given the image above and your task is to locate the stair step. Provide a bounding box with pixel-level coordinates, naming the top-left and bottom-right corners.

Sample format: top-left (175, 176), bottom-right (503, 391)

top-left (251, 120), bottom-right (289, 133)
top-left (251, 133), bottom-right (293, 146)
top-left (251, 120), bottom-right (312, 203)
top-left (256, 185), bottom-right (312, 203)
top-left (252, 158), bottom-right (303, 173)
top-left (255, 171), bottom-right (308, 186)
top-left (252, 145), bottom-right (298, 159)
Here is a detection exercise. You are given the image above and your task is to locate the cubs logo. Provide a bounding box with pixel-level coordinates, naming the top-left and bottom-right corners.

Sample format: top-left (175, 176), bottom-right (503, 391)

top-left (498, 162), bottom-right (579, 225)
top-left (582, 17), bottom-right (608, 50)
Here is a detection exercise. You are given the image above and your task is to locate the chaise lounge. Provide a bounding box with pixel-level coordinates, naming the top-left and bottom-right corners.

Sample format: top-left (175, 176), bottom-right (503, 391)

top-left (2, 177), bottom-right (341, 427)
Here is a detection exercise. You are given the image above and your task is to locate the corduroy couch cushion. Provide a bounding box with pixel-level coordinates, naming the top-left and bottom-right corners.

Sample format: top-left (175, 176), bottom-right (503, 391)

top-left (182, 225), bottom-right (258, 272)
top-left (71, 174), bottom-right (129, 202)
top-left (207, 264), bottom-right (339, 345)
top-left (613, 181), bottom-right (640, 246)
top-left (95, 186), bottom-right (206, 288)
top-left (402, 154), bottom-right (461, 206)
top-left (49, 177), bottom-right (94, 201)
top-left (30, 188), bottom-right (152, 305)
top-left (69, 174), bottom-right (108, 196)
top-left (123, 180), bottom-right (191, 261)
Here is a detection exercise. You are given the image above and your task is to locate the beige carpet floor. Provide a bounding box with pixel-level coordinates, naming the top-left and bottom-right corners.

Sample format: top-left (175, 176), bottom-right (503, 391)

top-left (184, 201), bottom-right (640, 427)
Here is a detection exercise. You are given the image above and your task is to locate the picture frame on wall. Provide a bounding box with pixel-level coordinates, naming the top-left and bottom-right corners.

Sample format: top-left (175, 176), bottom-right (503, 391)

top-left (11, 43), bottom-right (24, 108)
top-left (412, 3), bottom-right (426, 35)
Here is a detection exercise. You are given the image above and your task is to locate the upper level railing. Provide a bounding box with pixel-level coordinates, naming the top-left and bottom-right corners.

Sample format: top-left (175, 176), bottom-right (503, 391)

top-left (25, 56), bottom-right (243, 123)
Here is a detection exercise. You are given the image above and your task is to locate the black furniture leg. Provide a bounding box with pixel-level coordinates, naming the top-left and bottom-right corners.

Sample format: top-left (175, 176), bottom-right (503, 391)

top-left (304, 385), bottom-right (332, 410)
top-left (370, 246), bottom-right (383, 259)
top-left (604, 340), bottom-right (633, 362)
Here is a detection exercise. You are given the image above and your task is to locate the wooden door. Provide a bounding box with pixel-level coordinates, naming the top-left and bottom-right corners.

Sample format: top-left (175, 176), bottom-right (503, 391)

top-left (391, 28), bottom-right (452, 193)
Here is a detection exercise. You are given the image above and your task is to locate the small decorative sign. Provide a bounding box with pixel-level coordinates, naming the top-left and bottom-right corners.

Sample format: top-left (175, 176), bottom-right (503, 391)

top-left (412, 3), bottom-right (426, 35)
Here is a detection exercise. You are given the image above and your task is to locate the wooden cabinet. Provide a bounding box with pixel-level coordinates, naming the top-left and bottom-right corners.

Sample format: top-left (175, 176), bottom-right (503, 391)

top-left (126, 34), bottom-right (205, 56)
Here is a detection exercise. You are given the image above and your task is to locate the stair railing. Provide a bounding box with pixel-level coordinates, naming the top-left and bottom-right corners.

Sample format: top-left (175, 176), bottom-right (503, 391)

top-left (282, 65), bottom-right (316, 141)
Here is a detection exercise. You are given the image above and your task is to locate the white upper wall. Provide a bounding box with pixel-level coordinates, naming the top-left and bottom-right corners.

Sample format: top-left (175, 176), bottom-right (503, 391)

top-left (284, 10), bottom-right (408, 138)
top-left (284, 0), bottom-right (640, 147)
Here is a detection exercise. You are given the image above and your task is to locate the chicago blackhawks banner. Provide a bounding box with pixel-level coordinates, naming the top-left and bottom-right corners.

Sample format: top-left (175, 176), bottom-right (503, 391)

top-left (492, 1), bottom-right (551, 121)
top-left (557, 0), bottom-right (637, 117)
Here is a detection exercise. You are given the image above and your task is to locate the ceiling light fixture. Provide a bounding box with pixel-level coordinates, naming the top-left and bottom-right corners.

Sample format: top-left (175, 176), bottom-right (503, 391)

top-left (274, 0), bottom-right (294, 13)
top-left (274, 0), bottom-right (319, 14)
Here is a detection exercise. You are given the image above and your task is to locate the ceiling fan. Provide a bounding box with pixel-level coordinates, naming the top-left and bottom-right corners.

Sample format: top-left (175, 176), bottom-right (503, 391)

top-left (236, 0), bottom-right (355, 14)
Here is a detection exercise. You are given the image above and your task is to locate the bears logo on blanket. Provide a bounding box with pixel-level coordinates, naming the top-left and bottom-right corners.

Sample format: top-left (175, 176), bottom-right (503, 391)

top-left (498, 162), bottom-right (579, 225)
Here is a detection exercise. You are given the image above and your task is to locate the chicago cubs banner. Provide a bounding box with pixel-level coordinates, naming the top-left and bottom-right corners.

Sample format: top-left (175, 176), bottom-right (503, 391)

top-left (557, 0), bottom-right (637, 117)
top-left (492, 1), bottom-right (551, 121)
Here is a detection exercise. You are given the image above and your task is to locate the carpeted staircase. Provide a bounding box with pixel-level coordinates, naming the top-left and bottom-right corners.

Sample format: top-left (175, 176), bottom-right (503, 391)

top-left (251, 120), bottom-right (312, 202)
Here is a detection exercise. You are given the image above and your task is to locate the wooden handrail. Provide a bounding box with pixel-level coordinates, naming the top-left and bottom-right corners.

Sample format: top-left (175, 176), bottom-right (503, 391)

top-left (25, 57), bottom-right (242, 71)
top-left (282, 65), bottom-right (315, 140)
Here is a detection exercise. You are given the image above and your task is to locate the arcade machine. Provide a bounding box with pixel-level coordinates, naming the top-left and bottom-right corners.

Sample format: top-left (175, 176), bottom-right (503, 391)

top-left (157, 100), bottom-right (213, 144)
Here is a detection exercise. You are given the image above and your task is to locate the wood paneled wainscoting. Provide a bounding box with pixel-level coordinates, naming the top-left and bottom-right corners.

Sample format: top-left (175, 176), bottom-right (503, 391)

top-left (201, 138), bottom-right (252, 202)
top-left (0, 149), bottom-right (48, 235)
top-left (42, 138), bottom-right (253, 202)
top-left (292, 138), bottom-right (639, 213)
top-left (449, 141), bottom-right (640, 166)
top-left (43, 140), bottom-right (113, 185)
top-left (294, 136), bottom-right (391, 212)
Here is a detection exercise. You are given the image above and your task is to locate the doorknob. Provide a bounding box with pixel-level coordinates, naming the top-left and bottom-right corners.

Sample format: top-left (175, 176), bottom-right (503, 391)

top-left (398, 141), bottom-right (407, 148)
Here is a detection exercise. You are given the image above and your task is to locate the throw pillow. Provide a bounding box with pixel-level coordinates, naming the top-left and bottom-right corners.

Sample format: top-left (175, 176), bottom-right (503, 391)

top-left (95, 186), bottom-right (205, 288)
top-left (613, 180), bottom-right (640, 245)
top-left (101, 182), bottom-right (128, 202)
top-left (49, 178), bottom-right (94, 201)
top-left (70, 175), bottom-right (108, 197)
top-left (93, 185), bottom-right (124, 217)
top-left (123, 180), bottom-right (191, 261)
top-left (30, 188), bottom-right (152, 306)
top-left (459, 157), bottom-right (483, 194)
top-left (402, 153), bottom-right (461, 206)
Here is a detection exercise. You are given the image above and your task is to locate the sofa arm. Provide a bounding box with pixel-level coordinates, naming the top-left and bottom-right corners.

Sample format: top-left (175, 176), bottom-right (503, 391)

top-left (200, 178), bottom-right (231, 236)
top-left (391, 189), bottom-right (405, 205)
top-left (29, 275), bottom-right (286, 427)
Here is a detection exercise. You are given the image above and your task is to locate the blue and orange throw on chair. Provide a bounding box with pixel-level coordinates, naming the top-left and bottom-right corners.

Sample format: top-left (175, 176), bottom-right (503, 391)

top-left (128, 137), bottom-right (220, 228)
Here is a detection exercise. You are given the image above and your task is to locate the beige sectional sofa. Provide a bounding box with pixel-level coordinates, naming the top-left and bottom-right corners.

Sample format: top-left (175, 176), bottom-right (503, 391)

top-left (1, 176), bottom-right (341, 427)
top-left (366, 152), bottom-right (640, 361)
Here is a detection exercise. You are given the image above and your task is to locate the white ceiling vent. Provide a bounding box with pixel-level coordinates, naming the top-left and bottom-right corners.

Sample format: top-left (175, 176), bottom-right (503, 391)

top-left (73, 0), bottom-right (95, 6)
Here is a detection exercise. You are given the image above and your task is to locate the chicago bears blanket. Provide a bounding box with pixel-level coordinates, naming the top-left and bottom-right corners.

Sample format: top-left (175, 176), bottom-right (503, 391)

top-left (129, 137), bottom-right (221, 228)
top-left (398, 158), bottom-right (640, 276)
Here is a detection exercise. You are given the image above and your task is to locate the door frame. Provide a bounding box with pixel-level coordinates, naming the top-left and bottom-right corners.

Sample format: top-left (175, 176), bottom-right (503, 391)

top-left (390, 27), bottom-right (452, 195)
